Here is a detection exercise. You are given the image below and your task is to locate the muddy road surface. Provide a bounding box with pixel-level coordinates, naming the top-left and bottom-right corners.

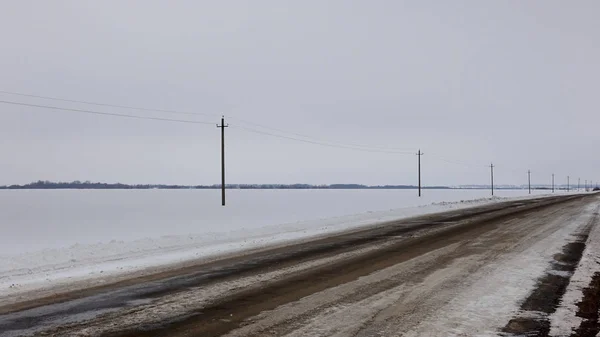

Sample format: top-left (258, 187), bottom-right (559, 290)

top-left (1, 194), bottom-right (599, 336)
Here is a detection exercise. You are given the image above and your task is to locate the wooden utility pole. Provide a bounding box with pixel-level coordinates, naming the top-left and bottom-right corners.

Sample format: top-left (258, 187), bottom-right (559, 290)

top-left (417, 150), bottom-right (424, 197)
top-left (217, 116), bottom-right (228, 206)
top-left (552, 173), bottom-right (555, 193)
top-left (490, 163), bottom-right (494, 196)
top-left (528, 170), bottom-right (531, 194)
top-left (567, 176), bottom-right (570, 192)
top-left (579, 178), bottom-right (581, 191)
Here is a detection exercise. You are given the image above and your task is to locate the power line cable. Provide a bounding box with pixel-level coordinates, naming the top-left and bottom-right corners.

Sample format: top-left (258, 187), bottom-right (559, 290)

top-left (0, 98), bottom-right (420, 154)
top-left (0, 90), bottom-right (219, 118)
top-left (230, 118), bottom-right (416, 152)
top-left (0, 100), bottom-right (214, 125)
top-left (1, 89), bottom-right (417, 152)
top-left (3, 90), bottom-right (584, 184)
top-left (233, 125), bottom-right (415, 154)
top-left (427, 154), bottom-right (484, 169)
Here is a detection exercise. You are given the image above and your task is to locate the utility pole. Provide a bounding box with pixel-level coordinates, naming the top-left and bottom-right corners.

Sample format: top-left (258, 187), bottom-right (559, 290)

top-left (417, 150), bottom-right (424, 197)
top-left (567, 176), bottom-right (570, 192)
top-left (552, 173), bottom-right (555, 193)
top-left (490, 163), bottom-right (494, 196)
top-left (216, 116), bottom-right (228, 206)
top-left (585, 180), bottom-right (588, 192)
top-left (579, 178), bottom-right (581, 191)
top-left (528, 170), bottom-right (531, 194)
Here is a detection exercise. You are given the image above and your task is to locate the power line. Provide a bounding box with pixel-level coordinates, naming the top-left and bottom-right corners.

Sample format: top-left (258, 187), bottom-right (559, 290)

top-left (0, 90), bottom-right (218, 118)
top-left (231, 118), bottom-right (416, 152)
top-left (1, 89), bottom-right (418, 152)
top-left (1, 91), bottom-right (590, 186)
top-left (0, 97), bottom-right (416, 154)
top-left (0, 100), bottom-right (214, 125)
top-left (233, 125), bottom-right (415, 154)
top-left (0, 95), bottom-right (418, 155)
top-left (427, 154), bottom-right (483, 169)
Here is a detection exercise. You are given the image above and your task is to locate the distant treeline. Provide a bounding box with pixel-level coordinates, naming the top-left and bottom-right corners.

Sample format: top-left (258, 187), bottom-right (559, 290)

top-left (0, 180), bottom-right (452, 190)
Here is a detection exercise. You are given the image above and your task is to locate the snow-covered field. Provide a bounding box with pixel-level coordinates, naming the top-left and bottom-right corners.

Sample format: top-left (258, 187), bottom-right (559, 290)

top-left (0, 188), bottom-right (557, 298)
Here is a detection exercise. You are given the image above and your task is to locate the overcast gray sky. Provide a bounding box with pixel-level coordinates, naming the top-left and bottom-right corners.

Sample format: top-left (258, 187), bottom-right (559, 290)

top-left (0, 1), bottom-right (598, 186)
